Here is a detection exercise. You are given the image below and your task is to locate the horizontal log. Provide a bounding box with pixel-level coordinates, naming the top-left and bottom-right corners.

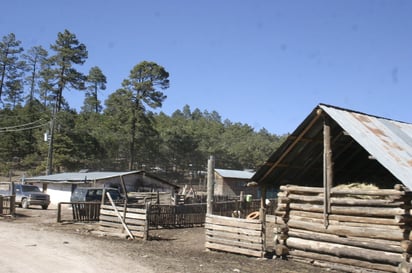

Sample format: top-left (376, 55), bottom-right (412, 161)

top-left (285, 193), bottom-right (403, 207)
top-left (277, 203), bottom-right (406, 217)
top-left (289, 229), bottom-right (403, 253)
top-left (284, 214), bottom-right (405, 231)
top-left (280, 185), bottom-right (409, 197)
top-left (287, 237), bottom-right (402, 265)
top-left (287, 210), bottom-right (401, 226)
top-left (205, 242), bottom-right (263, 257)
top-left (291, 250), bottom-right (397, 273)
top-left (287, 219), bottom-right (412, 241)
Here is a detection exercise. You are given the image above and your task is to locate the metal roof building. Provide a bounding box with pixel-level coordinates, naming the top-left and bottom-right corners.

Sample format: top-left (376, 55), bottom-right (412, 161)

top-left (24, 171), bottom-right (143, 184)
top-left (253, 104), bottom-right (412, 189)
top-left (214, 169), bottom-right (255, 180)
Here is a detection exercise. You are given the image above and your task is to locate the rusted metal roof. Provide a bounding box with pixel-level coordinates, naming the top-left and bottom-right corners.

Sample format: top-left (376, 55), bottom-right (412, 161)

top-left (320, 104), bottom-right (412, 187)
top-left (253, 104), bottom-right (412, 189)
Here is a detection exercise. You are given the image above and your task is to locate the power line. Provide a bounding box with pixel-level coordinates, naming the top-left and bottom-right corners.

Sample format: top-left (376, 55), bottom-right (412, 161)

top-left (0, 119), bottom-right (48, 133)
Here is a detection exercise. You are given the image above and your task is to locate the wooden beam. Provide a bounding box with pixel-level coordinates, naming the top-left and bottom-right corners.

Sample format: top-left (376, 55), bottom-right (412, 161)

top-left (259, 108), bottom-right (324, 183)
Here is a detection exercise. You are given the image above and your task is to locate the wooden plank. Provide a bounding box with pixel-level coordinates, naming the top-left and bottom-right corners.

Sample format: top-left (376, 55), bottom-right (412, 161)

top-left (125, 212), bottom-right (146, 220)
top-left (206, 229), bottom-right (261, 243)
top-left (206, 235), bottom-right (262, 250)
top-left (99, 220), bottom-right (123, 229)
top-left (205, 223), bottom-right (262, 237)
top-left (205, 242), bottom-right (263, 257)
top-left (99, 215), bottom-right (121, 223)
top-left (206, 215), bottom-right (261, 230)
top-left (124, 218), bottom-right (146, 226)
top-left (101, 209), bottom-right (146, 220)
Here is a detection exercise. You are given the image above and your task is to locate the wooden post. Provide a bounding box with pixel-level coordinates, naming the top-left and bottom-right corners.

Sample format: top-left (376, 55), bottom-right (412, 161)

top-left (144, 202), bottom-right (150, 240)
top-left (57, 202), bottom-right (62, 222)
top-left (323, 116), bottom-right (333, 228)
top-left (260, 184), bottom-right (267, 254)
top-left (206, 155), bottom-right (215, 215)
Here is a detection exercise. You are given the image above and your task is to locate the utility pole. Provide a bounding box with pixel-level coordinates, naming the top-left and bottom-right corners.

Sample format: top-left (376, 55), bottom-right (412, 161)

top-left (206, 155), bottom-right (215, 215)
top-left (46, 98), bottom-right (57, 175)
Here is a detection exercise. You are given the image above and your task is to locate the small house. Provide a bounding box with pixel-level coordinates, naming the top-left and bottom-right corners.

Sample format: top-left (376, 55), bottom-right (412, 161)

top-left (214, 168), bottom-right (256, 197)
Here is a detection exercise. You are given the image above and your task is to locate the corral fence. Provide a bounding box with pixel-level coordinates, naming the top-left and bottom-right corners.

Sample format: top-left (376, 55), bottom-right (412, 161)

top-left (205, 214), bottom-right (264, 257)
top-left (58, 198), bottom-right (277, 226)
top-left (57, 202), bottom-right (101, 222)
top-left (0, 195), bottom-right (15, 216)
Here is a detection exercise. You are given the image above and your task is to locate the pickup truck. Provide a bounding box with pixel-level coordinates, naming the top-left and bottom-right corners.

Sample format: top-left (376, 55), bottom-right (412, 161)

top-left (0, 182), bottom-right (50, 209)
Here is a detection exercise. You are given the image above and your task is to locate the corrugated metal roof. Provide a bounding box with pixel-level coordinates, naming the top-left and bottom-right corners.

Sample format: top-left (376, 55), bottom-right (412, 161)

top-left (320, 104), bottom-right (412, 186)
top-left (215, 169), bottom-right (255, 179)
top-left (252, 103), bottom-right (412, 189)
top-left (24, 171), bottom-right (143, 183)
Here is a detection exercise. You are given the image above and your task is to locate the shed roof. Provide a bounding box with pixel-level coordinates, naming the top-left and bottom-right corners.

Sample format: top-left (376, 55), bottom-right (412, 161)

top-left (215, 169), bottom-right (255, 180)
top-left (25, 171), bottom-right (144, 184)
top-left (253, 104), bottom-right (412, 189)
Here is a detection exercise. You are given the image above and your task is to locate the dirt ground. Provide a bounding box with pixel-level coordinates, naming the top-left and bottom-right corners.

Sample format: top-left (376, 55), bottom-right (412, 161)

top-left (0, 205), bottom-right (338, 273)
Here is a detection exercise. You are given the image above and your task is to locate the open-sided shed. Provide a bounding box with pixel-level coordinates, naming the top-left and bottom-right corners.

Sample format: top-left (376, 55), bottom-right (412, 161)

top-left (252, 103), bottom-right (412, 272)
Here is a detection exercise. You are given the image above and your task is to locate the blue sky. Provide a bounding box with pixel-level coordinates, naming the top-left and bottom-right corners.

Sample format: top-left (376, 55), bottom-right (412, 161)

top-left (2, 0), bottom-right (412, 134)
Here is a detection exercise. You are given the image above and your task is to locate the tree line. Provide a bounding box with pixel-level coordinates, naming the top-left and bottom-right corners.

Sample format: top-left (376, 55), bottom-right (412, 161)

top-left (0, 30), bottom-right (286, 183)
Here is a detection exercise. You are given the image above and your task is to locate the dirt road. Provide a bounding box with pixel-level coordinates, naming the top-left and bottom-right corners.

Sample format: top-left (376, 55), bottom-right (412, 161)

top-left (0, 206), bottom-right (337, 273)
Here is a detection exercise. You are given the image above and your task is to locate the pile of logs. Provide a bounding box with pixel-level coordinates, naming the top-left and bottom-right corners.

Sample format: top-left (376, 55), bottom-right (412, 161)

top-left (274, 184), bottom-right (412, 273)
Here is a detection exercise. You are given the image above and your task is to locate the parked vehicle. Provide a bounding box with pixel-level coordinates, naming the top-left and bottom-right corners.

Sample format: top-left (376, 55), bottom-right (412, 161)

top-left (70, 187), bottom-right (123, 202)
top-left (14, 184), bottom-right (50, 210)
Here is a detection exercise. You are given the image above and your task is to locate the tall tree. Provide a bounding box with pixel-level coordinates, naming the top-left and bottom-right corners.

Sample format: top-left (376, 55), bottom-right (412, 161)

top-left (40, 29), bottom-right (87, 174)
top-left (43, 29), bottom-right (88, 111)
top-left (0, 33), bottom-right (25, 107)
top-left (22, 45), bottom-right (48, 104)
top-left (118, 61), bottom-right (169, 170)
top-left (83, 66), bottom-right (106, 113)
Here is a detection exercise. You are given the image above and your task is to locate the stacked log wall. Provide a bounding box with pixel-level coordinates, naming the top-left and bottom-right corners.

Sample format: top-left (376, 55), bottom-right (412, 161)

top-left (275, 185), bottom-right (412, 273)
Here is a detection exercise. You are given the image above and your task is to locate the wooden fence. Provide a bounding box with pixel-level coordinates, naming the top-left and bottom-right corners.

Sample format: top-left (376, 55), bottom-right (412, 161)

top-left (275, 185), bottom-right (412, 273)
top-left (57, 202), bottom-right (101, 222)
top-left (99, 204), bottom-right (148, 239)
top-left (0, 195), bottom-right (15, 216)
top-left (148, 203), bottom-right (206, 228)
top-left (205, 214), bottom-right (264, 257)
